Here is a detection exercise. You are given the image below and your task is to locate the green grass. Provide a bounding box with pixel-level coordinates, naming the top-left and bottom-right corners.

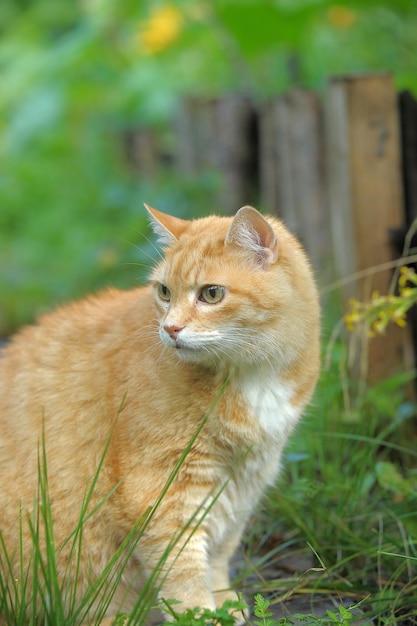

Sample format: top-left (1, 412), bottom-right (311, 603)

top-left (0, 381), bottom-right (249, 626)
top-left (0, 417), bottom-right (157, 626)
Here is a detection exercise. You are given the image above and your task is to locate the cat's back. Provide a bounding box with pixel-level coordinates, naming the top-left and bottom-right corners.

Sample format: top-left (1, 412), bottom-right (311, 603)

top-left (1, 283), bottom-right (153, 369)
top-left (1, 284), bottom-right (153, 364)
top-left (0, 285), bottom-right (156, 469)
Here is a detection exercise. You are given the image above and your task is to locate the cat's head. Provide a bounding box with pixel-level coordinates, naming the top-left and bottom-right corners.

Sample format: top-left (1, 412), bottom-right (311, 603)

top-left (146, 204), bottom-right (319, 372)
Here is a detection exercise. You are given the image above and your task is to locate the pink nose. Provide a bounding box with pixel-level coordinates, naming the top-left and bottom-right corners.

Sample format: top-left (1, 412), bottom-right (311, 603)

top-left (163, 324), bottom-right (184, 340)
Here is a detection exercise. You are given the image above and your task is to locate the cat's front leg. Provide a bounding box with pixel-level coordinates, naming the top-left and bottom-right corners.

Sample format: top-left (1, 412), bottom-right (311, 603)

top-left (152, 519), bottom-right (247, 623)
top-left (141, 529), bottom-right (217, 619)
top-left (210, 530), bottom-right (248, 625)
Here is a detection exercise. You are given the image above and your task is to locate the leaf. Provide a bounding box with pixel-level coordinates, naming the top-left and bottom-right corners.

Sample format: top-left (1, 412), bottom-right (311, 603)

top-left (375, 461), bottom-right (411, 497)
top-left (253, 593), bottom-right (273, 618)
top-left (215, 0), bottom-right (316, 57)
top-left (339, 604), bottom-right (354, 620)
top-left (6, 84), bottom-right (64, 151)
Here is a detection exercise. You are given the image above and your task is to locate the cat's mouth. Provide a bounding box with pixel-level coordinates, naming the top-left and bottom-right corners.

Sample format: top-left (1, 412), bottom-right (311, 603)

top-left (161, 333), bottom-right (197, 353)
top-left (160, 327), bottom-right (221, 364)
top-left (166, 336), bottom-right (210, 363)
top-left (173, 342), bottom-right (205, 364)
top-left (173, 340), bottom-right (198, 353)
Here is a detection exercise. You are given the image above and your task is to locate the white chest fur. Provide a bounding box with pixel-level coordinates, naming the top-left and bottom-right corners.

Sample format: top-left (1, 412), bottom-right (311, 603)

top-left (238, 372), bottom-right (300, 438)
top-left (206, 373), bottom-right (301, 548)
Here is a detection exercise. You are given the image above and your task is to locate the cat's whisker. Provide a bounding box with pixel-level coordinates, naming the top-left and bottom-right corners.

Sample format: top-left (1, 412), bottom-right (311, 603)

top-left (225, 331), bottom-right (286, 367)
top-left (132, 231), bottom-right (164, 262)
top-left (139, 326), bottom-right (160, 340)
top-left (130, 331), bottom-right (159, 348)
top-left (156, 344), bottom-right (170, 369)
top-left (121, 261), bottom-right (152, 272)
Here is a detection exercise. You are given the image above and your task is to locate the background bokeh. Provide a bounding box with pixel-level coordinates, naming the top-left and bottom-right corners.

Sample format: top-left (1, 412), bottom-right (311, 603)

top-left (1, 0), bottom-right (417, 334)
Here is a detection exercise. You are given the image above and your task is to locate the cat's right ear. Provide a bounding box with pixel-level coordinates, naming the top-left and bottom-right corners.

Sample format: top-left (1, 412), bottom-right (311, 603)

top-left (226, 206), bottom-right (279, 267)
top-left (144, 203), bottom-right (188, 246)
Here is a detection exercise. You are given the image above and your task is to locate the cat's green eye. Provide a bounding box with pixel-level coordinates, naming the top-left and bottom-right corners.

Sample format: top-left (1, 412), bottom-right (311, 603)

top-left (199, 285), bottom-right (225, 304)
top-left (157, 283), bottom-right (171, 302)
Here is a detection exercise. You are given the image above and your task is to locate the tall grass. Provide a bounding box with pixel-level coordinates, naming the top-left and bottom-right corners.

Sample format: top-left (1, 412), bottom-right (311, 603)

top-left (0, 379), bottom-right (250, 626)
top-left (0, 425), bottom-right (151, 626)
top-left (238, 335), bottom-right (417, 625)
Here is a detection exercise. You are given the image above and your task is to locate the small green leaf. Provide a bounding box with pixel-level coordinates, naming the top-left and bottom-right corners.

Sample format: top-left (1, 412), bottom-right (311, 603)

top-left (339, 604), bottom-right (353, 620)
top-left (375, 461), bottom-right (411, 496)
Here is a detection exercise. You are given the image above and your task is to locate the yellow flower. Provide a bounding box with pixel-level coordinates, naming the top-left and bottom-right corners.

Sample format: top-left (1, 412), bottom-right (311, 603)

top-left (400, 287), bottom-right (415, 299)
top-left (344, 311), bottom-right (361, 332)
top-left (399, 267), bottom-right (410, 288)
top-left (139, 4), bottom-right (183, 54)
top-left (328, 5), bottom-right (357, 29)
top-left (372, 318), bottom-right (387, 335)
top-left (390, 306), bottom-right (407, 327)
top-left (398, 266), bottom-right (417, 288)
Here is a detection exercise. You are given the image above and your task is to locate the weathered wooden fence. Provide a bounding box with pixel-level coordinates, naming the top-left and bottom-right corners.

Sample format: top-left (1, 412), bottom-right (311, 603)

top-left (128, 73), bottom-right (417, 383)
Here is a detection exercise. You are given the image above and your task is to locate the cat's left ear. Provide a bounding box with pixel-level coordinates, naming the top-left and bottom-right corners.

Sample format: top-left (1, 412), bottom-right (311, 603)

top-left (144, 203), bottom-right (188, 246)
top-left (225, 206), bottom-right (278, 266)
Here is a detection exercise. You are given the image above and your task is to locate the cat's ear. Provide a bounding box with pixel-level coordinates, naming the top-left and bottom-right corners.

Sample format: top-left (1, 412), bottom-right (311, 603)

top-left (144, 203), bottom-right (188, 246)
top-left (225, 206), bottom-right (278, 266)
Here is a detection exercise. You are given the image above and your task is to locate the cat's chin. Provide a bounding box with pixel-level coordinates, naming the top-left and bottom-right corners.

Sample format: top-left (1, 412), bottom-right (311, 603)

top-left (160, 332), bottom-right (215, 365)
top-left (173, 346), bottom-right (212, 365)
top-left (166, 343), bottom-right (222, 368)
top-left (173, 348), bottom-right (239, 376)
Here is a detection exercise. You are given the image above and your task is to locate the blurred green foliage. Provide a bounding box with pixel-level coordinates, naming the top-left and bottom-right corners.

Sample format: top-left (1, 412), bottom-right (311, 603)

top-left (1, 0), bottom-right (417, 334)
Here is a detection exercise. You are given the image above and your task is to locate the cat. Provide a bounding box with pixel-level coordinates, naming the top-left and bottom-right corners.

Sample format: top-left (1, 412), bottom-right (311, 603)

top-left (0, 205), bottom-right (320, 624)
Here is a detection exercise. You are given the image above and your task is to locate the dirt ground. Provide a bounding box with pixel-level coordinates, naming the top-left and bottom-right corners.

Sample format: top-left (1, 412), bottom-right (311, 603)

top-left (234, 545), bottom-right (368, 624)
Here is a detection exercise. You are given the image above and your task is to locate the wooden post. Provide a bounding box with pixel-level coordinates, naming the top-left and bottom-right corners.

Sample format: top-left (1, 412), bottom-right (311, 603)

top-left (214, 94), bottom-right (258, 214)
top-left (173, 97), bottom-right (218, 175)
top-left (399, 90), bottom-right (417, 223)
top-left (124, 128), bottom-right (159, 178)
top-left (259, 90), bottom-right (330, 276)
top-left (174, 95), bottom-right (258, 214)
top-left (326, 73), bottom-right (414, 383)
top-left (398, 90), bottom-right (417, 371)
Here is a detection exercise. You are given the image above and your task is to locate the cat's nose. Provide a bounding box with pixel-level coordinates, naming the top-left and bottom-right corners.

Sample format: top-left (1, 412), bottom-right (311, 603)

top-left (163, 324), bottom-right (184, 340)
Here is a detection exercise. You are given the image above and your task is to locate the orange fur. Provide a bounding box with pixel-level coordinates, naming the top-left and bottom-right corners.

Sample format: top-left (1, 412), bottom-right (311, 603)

top-left (0, 206), bottom-right (320, 624)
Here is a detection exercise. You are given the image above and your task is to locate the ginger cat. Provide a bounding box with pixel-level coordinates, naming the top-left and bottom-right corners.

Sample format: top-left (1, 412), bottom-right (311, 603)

top-left (0, 205), bottom-right (320, 624)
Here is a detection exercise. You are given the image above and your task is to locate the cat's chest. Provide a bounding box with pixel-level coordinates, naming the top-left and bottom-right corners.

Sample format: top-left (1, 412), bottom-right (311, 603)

top-left (214, 373), bottom-right (300, 494)
top-left (204, 376), bottom-right (300, 544)
top-left (235, 373), bottom-right (299, 439)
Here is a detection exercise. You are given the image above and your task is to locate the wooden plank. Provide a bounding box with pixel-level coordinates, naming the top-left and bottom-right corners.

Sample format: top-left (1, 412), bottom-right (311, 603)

top-left (283, 91), bottom-right (329, 275)
top-left (325, 82), bottom-right (357, 291)
top-left (326, 74), bottom-right (414, 383)
top-left (399, 90), bottom-right (417, 223)
top-left (214, 94), bottom-right (258, 214)
top-left (124, 128), bottom-right (159, 178)
top-left (259, 100), bottom-right (279, 218)
top-left (173, 97), bottom-right (217, 175)
top-left (259, 90), bottom-right (330, 276)
top-left (174, 95), bottom-right (257, 214)
top-left (398, 90), bottom-right (417, 374)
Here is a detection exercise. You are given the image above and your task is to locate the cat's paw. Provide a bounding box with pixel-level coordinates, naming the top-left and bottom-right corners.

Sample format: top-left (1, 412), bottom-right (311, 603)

top-left (214, 590), bottom-right (249, 625)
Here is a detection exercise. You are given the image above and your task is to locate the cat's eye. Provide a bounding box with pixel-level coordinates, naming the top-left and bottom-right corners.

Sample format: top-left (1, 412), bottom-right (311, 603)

top-left (199, 285), bottom-right (225, 304)
top-left (157, 283), bottom-right (171, 302)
